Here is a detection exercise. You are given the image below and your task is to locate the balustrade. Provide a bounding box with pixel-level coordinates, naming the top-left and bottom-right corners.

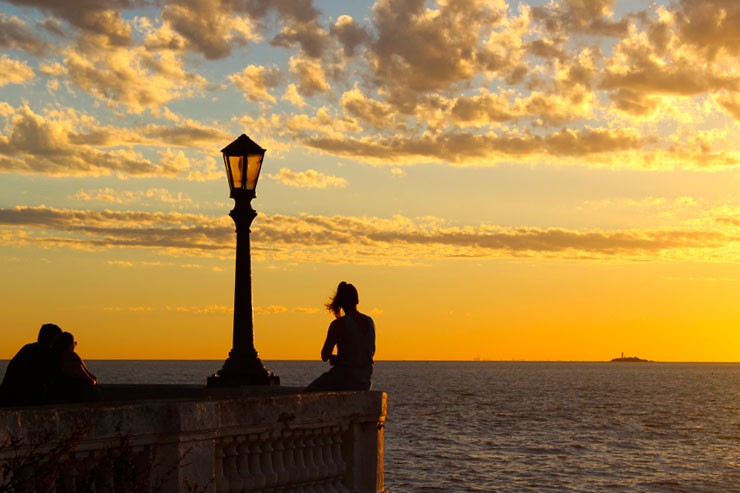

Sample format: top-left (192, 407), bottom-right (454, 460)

top-left (0, 386), bottom-right (386, 493)
top-left (213, 424), bottom-right (349, 492)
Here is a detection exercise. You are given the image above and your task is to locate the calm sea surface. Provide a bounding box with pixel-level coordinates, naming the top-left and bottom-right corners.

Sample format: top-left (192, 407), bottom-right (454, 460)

top-left (3, 360), bottom-right (740, 492)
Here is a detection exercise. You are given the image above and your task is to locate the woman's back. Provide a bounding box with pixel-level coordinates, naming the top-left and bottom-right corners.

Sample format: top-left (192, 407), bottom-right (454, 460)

top-left (335, 313), bottom-right (375, 368)
top-left (307, 281), bottom-right (376, 391)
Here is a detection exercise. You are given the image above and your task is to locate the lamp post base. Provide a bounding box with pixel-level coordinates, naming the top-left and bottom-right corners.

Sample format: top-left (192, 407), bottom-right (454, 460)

top-left (207, 355), bottom-right (280, 387)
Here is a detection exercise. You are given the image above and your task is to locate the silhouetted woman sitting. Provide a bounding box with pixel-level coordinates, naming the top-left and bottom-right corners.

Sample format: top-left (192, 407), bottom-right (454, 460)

top-left (51, 332), bottom-right (98, 402)
top-left (307, 282), bottom-right (376, 391)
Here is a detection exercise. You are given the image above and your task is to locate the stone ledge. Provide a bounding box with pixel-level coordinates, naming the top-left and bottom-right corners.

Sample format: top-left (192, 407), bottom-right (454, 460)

top-left (0, 386), bottom-right (387, 493)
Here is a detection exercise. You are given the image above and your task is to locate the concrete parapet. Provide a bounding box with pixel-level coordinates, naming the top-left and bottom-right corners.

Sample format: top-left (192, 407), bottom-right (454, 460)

top-left (0, 385), bottom-right (387, 492)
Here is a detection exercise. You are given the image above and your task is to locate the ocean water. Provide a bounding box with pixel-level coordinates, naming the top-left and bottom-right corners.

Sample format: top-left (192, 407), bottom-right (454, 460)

top-left (3, 360), bottom-right (740, 492)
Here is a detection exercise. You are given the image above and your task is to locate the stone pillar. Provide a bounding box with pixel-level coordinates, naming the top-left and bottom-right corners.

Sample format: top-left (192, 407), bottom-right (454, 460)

top-left (343, 392), bottom-right (387, 493)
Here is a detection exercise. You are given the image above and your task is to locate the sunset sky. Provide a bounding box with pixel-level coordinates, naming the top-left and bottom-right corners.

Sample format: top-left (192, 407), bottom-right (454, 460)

top-left (1, 0), bottom-right (739, 361)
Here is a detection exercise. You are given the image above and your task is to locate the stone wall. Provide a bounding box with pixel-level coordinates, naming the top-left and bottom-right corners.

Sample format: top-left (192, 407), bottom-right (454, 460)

top-left (0, 386), bottom-right (387, 492)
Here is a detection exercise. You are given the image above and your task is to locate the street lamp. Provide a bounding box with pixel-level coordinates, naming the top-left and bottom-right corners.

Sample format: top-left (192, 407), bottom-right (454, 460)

top-left (207, 134), bottom-right (279, 387)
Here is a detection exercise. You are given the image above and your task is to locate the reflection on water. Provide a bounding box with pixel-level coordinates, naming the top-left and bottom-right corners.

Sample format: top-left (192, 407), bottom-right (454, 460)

top-left (2, 360), bottom-right (739, 491)
top-left (376, 362), bottom-right (740, 492)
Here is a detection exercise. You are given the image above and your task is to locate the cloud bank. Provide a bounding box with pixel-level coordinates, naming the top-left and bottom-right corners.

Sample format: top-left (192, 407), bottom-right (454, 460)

top-left (3, 0), bottom-right (740, 176)
top-left (1, 206), bottom-right (738, 263)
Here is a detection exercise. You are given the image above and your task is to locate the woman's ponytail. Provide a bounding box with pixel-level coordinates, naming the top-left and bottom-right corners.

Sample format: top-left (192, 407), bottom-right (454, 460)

top-left (325, 281), bottom-right (359, 317)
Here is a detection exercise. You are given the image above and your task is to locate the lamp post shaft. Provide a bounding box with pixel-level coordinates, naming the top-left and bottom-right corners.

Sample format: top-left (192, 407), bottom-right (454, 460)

top-left (230, 199), bottom-right (257, 358)
top-left (207, 192), bottom-right (278, 386)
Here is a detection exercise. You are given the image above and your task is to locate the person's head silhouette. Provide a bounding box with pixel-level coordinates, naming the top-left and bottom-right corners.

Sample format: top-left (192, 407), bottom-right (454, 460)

top-left (38, 323), bottom-right (62, 348)
top-left (326, 281), bottom-right (359, 317)
top-left (52, 332), bottom-right (76, 354)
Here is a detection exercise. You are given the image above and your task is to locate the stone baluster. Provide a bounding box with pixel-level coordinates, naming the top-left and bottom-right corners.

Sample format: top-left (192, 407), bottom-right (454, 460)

top-left (293, 430), bottom-right (310, 485)
top-left (333, 426), bottom-right (348, 477)
top-left (316, 428), bottom-right (339, 493)
top-left (260, 432), bottom-right (278, 489)
top-left (236, 434), bottom-right (254, 491)
top-left (284, 432), bottom-right (307, 493)
top-left (226, 439), bottom-right (243, 491)
top-left (214, 439), bottom-right (228, 492)
top-left (303, 430), bottom-right (319, 484)
top-left (320, 426), bottom-right (341, 493)
top-left (330, 426), bottom-right (349, 493)
top-left (320, 427), bottom-right (336, 478)
top-left (248, 435), bottom-right (267, 490)
top-left (304, 429), bottom-right (326, 493)
top-left (281, 432), bottom-right (296, 484)
top-left (272, 432), bottom-right (289, 488)
top-left (321, 426), bottom-right (339, 477)
top-left (230, 436), bottom-right (248, 491)
top-left (313, 428), bottom-right (330, 481)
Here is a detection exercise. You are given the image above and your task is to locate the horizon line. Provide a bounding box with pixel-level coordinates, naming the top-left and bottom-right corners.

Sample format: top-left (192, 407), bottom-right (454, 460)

top-left (1, 358), bottom-right (736, 364)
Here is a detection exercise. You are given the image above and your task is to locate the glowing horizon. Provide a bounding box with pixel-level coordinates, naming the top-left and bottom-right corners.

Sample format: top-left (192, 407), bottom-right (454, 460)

top-left (1, 0), bottom-right (739, 362)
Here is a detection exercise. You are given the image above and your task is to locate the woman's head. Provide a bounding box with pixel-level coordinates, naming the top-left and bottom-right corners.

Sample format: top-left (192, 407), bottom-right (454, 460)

top-left (326, 281), bottom-right (359, 317)
top-left (52, 331), bottom-right (75, 353)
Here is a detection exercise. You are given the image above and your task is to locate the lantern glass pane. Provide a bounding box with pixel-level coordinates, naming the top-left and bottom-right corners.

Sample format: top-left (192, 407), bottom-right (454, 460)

top-left (223, 154), bottom-right (233, 189)
top-left (227, 155), bottom-right (244, 189)
top-left (245, 154), bottom-right (263, 190)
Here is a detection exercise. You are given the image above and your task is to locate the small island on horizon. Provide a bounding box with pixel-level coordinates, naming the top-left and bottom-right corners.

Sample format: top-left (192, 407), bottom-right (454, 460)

top-left (611, 352), bottom-right (651, 362)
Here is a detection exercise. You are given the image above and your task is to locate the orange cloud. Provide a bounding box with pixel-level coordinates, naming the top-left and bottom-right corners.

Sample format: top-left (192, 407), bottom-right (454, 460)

top-left (330, 15), bottom-right (369, 58)
top-left (266, 168), bottom-right (348, 188)
top-left (369, 0), bottom-right (509, 93)
top-left (160, 0), bottom-right (258, 59)
top-left (0, 14), bottom-right (49, 55)
top-left (288, 55), bottom-right (330, 97)
top-left (0, 56), bottom-right (34, 86)
top-left (2, 206), bottom-right (738, 263)
top-left (303, 127), bottom-right (647, 164)
top-left (672, 0), bottom-right (740, 60)
top-left (532, 0), bottom-right (629, 37)
top-left (0, 105), bottom-right (231, 178)
top-left (9, 0), bottom-right (135, 46)
top-left (40, 42), bottom-right (207, 114)
top-left (229, 65), bottom-right (282, 103)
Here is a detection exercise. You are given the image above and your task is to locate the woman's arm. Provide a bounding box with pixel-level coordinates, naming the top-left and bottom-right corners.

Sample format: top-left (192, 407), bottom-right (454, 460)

top-left (61, 353), bottom-right (96, 386)
top-left (369, 316), bottom-right (376, 358)
top-left (320, 321), bottom-right (339, 362)
top-left (79, 359), bottom-right (97, 384)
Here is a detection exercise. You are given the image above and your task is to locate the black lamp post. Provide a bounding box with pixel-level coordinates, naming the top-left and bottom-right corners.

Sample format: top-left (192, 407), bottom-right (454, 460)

top-left (207, 134), bottom-right (279, 387)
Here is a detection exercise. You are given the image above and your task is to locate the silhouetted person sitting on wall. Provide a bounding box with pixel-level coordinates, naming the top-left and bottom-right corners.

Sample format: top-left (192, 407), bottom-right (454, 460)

top-left (307, 282), bottom-right (376, 391)
top-left (51, 332), bottom-right (98, 402)
top-left (1, 323), bottom-right (62, 406)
